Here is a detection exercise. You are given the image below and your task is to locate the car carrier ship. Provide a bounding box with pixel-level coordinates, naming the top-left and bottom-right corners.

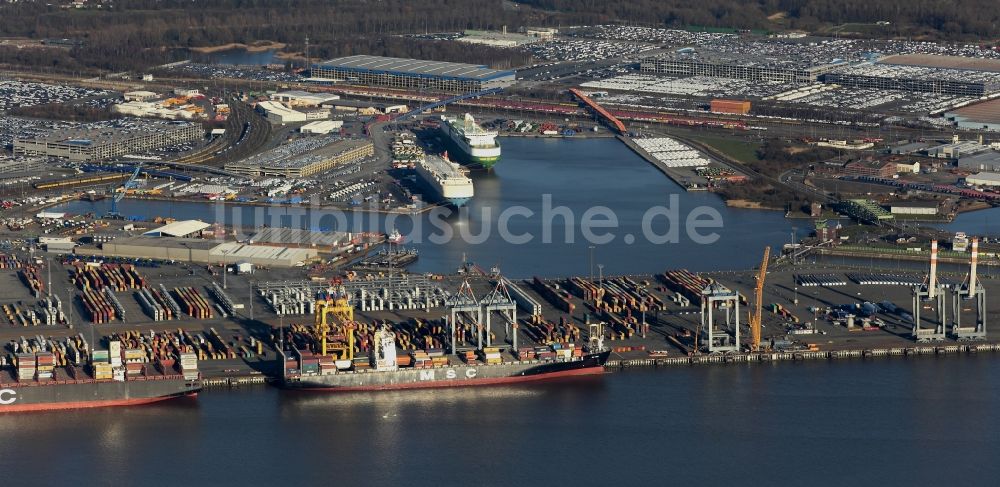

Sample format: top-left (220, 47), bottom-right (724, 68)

top-left (0, 337), bottom-right (201, 413)
top-left (414, 154), bottom-right (474, 207)
top-left (278, 296), bottom-right (609, 392)
top-left (437, 113), bottom-right (501, 169)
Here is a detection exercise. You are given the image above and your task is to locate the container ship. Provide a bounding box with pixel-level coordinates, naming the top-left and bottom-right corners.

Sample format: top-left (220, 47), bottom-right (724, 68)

top-left (278, 297), bottom-right (609, 392)
top-left (0, 337), bottom-right (201, 413)
top-left (414, 154), bottom-right (474, 207)
top-left (438, 114), bottom-right (501, 169)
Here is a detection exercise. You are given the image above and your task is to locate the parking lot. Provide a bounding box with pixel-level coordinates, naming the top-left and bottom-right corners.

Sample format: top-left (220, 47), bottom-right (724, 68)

top-left (0, 80), bottom-right (111, 112)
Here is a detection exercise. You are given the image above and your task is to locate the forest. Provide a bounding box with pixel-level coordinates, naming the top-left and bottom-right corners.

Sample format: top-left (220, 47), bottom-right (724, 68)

top-left (0, 0), bottom-right (997, 74)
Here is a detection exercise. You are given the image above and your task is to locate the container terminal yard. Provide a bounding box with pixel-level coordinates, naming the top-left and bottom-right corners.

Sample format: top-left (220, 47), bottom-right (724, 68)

top-left (0, 231), bottom-right (997, 390)
top-left (8, 25), bottom-right (1000, 394)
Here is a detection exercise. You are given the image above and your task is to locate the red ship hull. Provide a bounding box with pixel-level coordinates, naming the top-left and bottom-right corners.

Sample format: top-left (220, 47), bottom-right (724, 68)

top-left (282, 351), bottom-right (611, 392)
top-left (0, 391), bottom-right (197, 413)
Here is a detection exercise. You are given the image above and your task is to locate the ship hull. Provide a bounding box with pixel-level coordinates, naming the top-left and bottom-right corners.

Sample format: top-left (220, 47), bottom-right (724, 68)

top-left (438, 128), bottom-right (501, 170)
top-left (281, 351), bottom-right (609, 392)
top-left (412, 166), bottom-right (472, 208)
top-left (0, 377), bottom-right (202, 413)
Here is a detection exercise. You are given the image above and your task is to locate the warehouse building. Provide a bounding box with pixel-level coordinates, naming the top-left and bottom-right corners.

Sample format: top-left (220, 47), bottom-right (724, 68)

top-left (13, 121), bottom-right (202, 162)
top-left (143, 220), bottom-right (211, 238)
top-left (966, 172), bottom-right (1000, 187)
top-left (269, 90), bottom-right (339, 107)
top-left (39, 236), bottom-right (77, 253)
top-left (640, 50), bottom-right (841, 84)
top-left (710, 99), bottom-right (750, 115)
top-left (300, 120), bottom-right (343, 135)
top-left (85, 236), bottom-right (317, 267)
top-left (925, 139), bottom-right (991, 159)
top-left (322, 99), bottom-right (408, 115)
top-left (0, 156), bottom-right (46, 174)
top-left (841, 159), bottom-right (895, 178)
top-left (945, 99), bottom-right (1000, 132)
top-left (889, 201), bottom-right (939, 216)
top-left (248, 228), bottom-right (351, 251)
top-left (123, 90), bottom-right (159, 102)
top-left (312, 55), bottom-right (516, 92)
top-left (958, 150), bottom-right (1000, 172)
top-left (225, 138), bottom-right (374, 178)
top-left (256, 100), bottom-right (330, 124)
top-left (824, 60), bottom-right (1000, 96)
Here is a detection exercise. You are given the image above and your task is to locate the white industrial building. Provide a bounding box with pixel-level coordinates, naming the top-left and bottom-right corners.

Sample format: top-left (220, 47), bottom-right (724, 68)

top-left (123, 90), bottom-right (158, 102)
top-left (889, 201), bottom-right (938, 215)
top-left (84, 236), bottom-right (317, 267)
top-left (966, 172), bottom-right (1000, 187)
top-left (256, 101), bottom-right (329, 124)
top-left (300, 120), bottom-right (343, 135)
top-left (895, 162), bottom-right (920, 174)
top-left (269, 90), bottom-right (339, 107)
top-left (143, 220), bottom-right (211, 238)
top-left (39, 236), bottom-right (76, 253)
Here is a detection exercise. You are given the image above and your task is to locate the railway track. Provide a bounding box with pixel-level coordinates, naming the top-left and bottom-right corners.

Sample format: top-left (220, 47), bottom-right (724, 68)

top-left (172, 95), bottom-right (271, 166)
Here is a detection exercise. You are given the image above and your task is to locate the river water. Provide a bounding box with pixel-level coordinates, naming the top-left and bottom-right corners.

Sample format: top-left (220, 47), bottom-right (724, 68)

top-left (21, 138), bottom-right (1000, 485)
top-left (1, 357), bottom-right (998, 486)
top-left (54, 138), bottom-right (799, 277)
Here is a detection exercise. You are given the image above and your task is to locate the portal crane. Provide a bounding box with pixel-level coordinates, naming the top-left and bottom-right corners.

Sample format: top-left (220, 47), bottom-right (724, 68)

top-left (750, 246), bottom-right (770, 352)
top-left (105, 164), bottom-right (143, 219)
top-left (314, 293), bottom-right (355, 359)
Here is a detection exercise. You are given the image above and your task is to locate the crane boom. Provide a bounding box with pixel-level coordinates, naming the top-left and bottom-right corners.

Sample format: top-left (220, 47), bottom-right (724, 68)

top-left (107, 164), bottom-right (144, 218)
top-left (751, 246), bottom-right (770, 352)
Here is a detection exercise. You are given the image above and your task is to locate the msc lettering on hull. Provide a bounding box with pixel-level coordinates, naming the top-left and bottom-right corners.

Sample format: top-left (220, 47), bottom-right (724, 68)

top-left (0, 389), bottom-right (16, 405)
top-left (417, 369), bottom-right (478, 381)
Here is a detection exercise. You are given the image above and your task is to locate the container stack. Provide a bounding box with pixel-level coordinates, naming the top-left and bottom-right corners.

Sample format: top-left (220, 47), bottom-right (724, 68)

top-left (15, 353), bottom-right (35, 381)
top-left (531, 277), bottom-right (575, 313)
top-left (352, 356), bottom-right (371, 370)
top-left (208, 282), bottom-right (236, 316)
top-left (551, 343), bottom-right (582, 361)
top-left (661, 269), bottom-right (711, 306)
top-left (516, 347), bottom-right (536, 361)
top-left (262, 286), bottom-right (314, 316)
top-left (35, 352), bottom-right (55, 379)
top-left (207, 328), bottom-right (237, 360)
top-left (70, 263), bottom-right (147, 292)
top-left (92, 361), bottom-right (113, 380)
top-left (18, 265), bottom-right (45, 298)
top-left (41, 294), bottom-right (64, 325)
top-left (157, 284), bottom-right (183, 318)
top-left (179, 352), bottom-right (198, 380)
top-left (173, 287), bottom-right (213, 319)
top-left (123, 348), bottom-right (146, 364)
top-left (103, 287), bottom-right (125, 322)
top-left (479, 347), bottom-right (502, 365)
top-left (502, 277), bottom-right (542, 320)
top-left (460, 350), bottom-right (478, 364)
top-left (135, 288), bottom-right (165, 321)
top-left (318, 355), bottom-right (336, 375)
top-left (410, 350), bottom-right (431, 368)
top-left (80, 288), bottom-right (116, 324)
top-left (535, 347), bottom-right (556, 361)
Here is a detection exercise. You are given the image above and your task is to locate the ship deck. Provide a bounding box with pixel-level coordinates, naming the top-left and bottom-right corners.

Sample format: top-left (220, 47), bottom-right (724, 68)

top-left (0, 366), bottom-right (188, 387)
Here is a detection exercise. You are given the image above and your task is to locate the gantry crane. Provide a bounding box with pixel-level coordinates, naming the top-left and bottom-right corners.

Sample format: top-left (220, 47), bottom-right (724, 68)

top-left (750, 246), bottom-right (770, 352)
top-left (105, 164), bottom-right (144, 219)
top-left (314, 293), bottom-right (355, 359)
